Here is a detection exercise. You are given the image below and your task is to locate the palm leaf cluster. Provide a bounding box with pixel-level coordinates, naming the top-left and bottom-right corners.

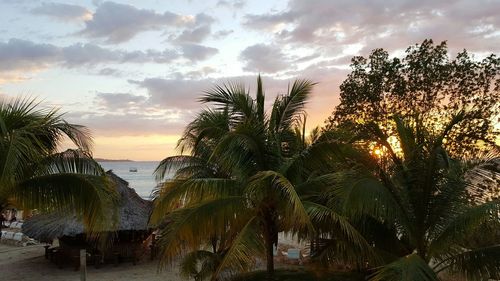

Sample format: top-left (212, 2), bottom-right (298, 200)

top-left (329, 115), bottom-right (500, 280)
top-left (152, 77), bottom-right (500, 280)
top-left (151, 77), bottom-right (378, 279)
top-left (0, 98), bottom-right (117, 235)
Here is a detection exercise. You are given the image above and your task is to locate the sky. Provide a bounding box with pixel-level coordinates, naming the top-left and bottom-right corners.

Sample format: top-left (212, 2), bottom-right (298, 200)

top-left (0, 0), bottom-right (499, 160)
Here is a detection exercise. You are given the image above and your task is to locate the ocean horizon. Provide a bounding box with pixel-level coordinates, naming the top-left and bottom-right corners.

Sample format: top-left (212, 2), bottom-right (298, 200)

top-left (98, 161), bottom-right (170, 200)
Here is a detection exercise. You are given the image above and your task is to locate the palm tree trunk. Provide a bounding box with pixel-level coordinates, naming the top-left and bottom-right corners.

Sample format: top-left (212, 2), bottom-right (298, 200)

top-left (417, 242), bottom-right (427, 262)
top-left (262, 209), bottom-right (276, 277)
top-left (264, 230), bottom-right (274, 276)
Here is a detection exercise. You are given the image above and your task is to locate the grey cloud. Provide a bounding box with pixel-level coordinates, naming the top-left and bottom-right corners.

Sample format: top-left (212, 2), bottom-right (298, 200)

top-left (97, 67), bottom-right (122, 77)
top-left (171, 13), bottom-right (216, 44)
top-left (184, 67), bottom-right (217, 79)
top-left (121, 49), bottom-right (179, 63)
top-left (128, 75), bottom-right (306, 111)
top-left (244, 0), bottom-right (500, 54)
top-left (66, 111), bottom-right (187, 137)
top-left (0, 39), bottom-right (180, 73)
top-left (129, 77), bottom-right (212, 110)
top-left (0, 39), bottom-right (59, 72)
top-left (216, 0), bottom-right (246, 9)
top-left (96, 92), bottom-right (147, 111)
top-left (293, 53), bottom-right (322, 64)
top-left (192, 13), bottom-right (215, 26)
top-left (181, 44), bottom-right (218, 61)
top-left (240, 44), bottom-right (290, 73)
top-left (63, 44), bottom-right (179, 66)
top-left (175, 25), bottom-right (212, 43)
top-left (83, 73), bottom-right (342, 137)
top-left (31, 2), bottom-right (91, 21)
top-left (244, 12), bottom-right (293, 31)
top-left (61, 43), bottom-right (121, 67)
top-left (213, 29), bottom-right (234, 39)
top-left (80, 1), bottom-right (186, 44)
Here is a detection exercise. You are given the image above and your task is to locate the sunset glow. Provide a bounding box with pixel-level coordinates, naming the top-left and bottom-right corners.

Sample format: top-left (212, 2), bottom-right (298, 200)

top-left (1, 0), bottom-right (498, 160)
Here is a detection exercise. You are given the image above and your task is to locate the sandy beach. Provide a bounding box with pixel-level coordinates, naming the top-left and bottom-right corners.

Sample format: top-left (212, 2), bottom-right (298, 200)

top-left (0, 233), bottom-right (306, 281)
top-left (0, 244), bottom-right (183, 281)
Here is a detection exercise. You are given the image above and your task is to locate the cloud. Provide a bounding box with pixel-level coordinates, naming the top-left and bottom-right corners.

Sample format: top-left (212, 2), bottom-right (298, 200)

top-left (191, 13), bottom-right (216, 27)
top-left (240, 44), bottom-right (290, 73)
top-left (180, 44), bottom-right (218, 61)
top-left (61, 43), bottom-right (121, 67)
top-left (96, 67), bottom-right (122, 77)
top-left (0, 39), bottom-right (59, 72)
top-left (61, 43), bottom-right (179, 66)
top-left (119, 48), bottom-right (179, 64)
top-left (170, 13), bottom-right (215, 44)
top-left (65, 111), bottom-right (187, 137)
top-left (0, 37), bottom-right (221, 83)
top-left (184, 66), bottom-right (217, 79)
top-left (175, 25), bottom-right (212, 43)
top-left (129, 77), bottom-right (212, 110)
top-left (216, 0), bottom-right (246, 9)
top-left (66, 72), bottom-right (346, 140)
top-left (244, 0), bottom-right (500, 54)
top-left (66, 91), bottom-right (189, 136)
top-left (31, 2), bottom-right (92, 22)
top-left (213, 29), bottom-right (234, 39)
top-left (80, 1), bottom-right (188, 44)
top-left (128, 74), bottom-right (318, 111)
top-left (0, 39), bottom-right (181, 79)
top-left (96, 92), bottom-right (147, 111)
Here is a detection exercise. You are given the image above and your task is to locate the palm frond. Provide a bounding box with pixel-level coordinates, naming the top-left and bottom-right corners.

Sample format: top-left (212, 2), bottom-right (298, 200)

top-left (369, 254), bottom-right (438, 281)
top-left (213, 216), bottom-right (264, 280)
top-left (150, 178), bottom-right (241, 225)
top-left (394, 115), bottom-right (417, 161)
top-left (334, 172), bottom-right (408, 228)
top-left (304, 201), bottom-right (380, 265)
top-left (156, 196), bottom-right (249, 267)
top-left (154, 155), bottom-right (207, 182)
top-left (433, 245), bottom-right (500, 280)
top-left (178, 108), bottom-right (230, 155)
top-left (256, 75), bottom-right (265, 124)
top-left (210, 123), bottom-right (266, 174)
top-left (246, 171), bottom-right (311, 228)
top-left (14, 151), bottom-right (117, 235)
top-left (429, 200), bottom-right (500, 257)
top-left (200, 82), bottom-right (255, 121)
top-left (269, 79), bottom-right (315, 134)
top-left (179, 250), bottom-right (219, 281)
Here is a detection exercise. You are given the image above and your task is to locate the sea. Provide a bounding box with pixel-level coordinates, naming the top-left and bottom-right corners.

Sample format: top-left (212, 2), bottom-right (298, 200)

top-left (98, 161), bottom-right (172, 200)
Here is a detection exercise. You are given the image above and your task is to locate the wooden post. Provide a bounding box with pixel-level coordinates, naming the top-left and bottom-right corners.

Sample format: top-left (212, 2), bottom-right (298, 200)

top-left (150, 233), bottom-right (156, 260)
top-left (80, 249), bottom-right (87, 281)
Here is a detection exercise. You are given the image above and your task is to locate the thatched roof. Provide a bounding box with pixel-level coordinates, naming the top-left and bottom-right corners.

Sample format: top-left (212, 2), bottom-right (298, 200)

top-left (23, 171), bottom-right (152, 242)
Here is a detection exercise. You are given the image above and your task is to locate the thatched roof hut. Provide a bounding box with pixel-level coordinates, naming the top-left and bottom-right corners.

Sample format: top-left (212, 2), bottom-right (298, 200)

top-left (23, 171), bottom-right (152, 243)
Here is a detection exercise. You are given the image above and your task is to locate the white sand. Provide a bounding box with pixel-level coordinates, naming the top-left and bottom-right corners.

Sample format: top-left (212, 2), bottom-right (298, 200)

top-left (0, 233), bottom-right (308, 280)
top-left (0, 244), bottom-right (183, 281)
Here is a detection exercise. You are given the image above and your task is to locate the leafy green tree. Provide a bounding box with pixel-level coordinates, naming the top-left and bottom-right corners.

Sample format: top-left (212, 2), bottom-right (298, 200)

top-left (0, 98), bottom-right (116, 234)
top-left (326, 39), bottom-right (500, 157)
top-left (151, 77), bottom-right (373, 279)
top-left (322, 40), bottom-right (500, 280)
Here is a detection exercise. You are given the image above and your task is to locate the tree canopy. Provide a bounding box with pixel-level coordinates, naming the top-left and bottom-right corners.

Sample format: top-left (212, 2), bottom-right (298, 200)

top-left (326, 39), bottom-right (500, 156)
top-left (151, 40), bottom-right (500, 281)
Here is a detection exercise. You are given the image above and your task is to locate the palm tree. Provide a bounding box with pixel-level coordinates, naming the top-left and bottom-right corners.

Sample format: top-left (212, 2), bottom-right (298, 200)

top-left (325, 114), bottom-right (500, 280)
top-left (0, 98), bottom-right (116, 234)
top-left (151, 76), bottom-right (374, 279)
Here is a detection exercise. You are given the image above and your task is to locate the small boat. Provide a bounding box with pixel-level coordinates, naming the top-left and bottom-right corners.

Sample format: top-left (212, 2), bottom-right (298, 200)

top-left (129, 167), bottom-right (138, 172)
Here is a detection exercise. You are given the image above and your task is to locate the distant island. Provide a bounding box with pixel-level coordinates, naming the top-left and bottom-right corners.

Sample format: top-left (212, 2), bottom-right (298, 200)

top-left (95, 158), bottom-right (134, 162)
